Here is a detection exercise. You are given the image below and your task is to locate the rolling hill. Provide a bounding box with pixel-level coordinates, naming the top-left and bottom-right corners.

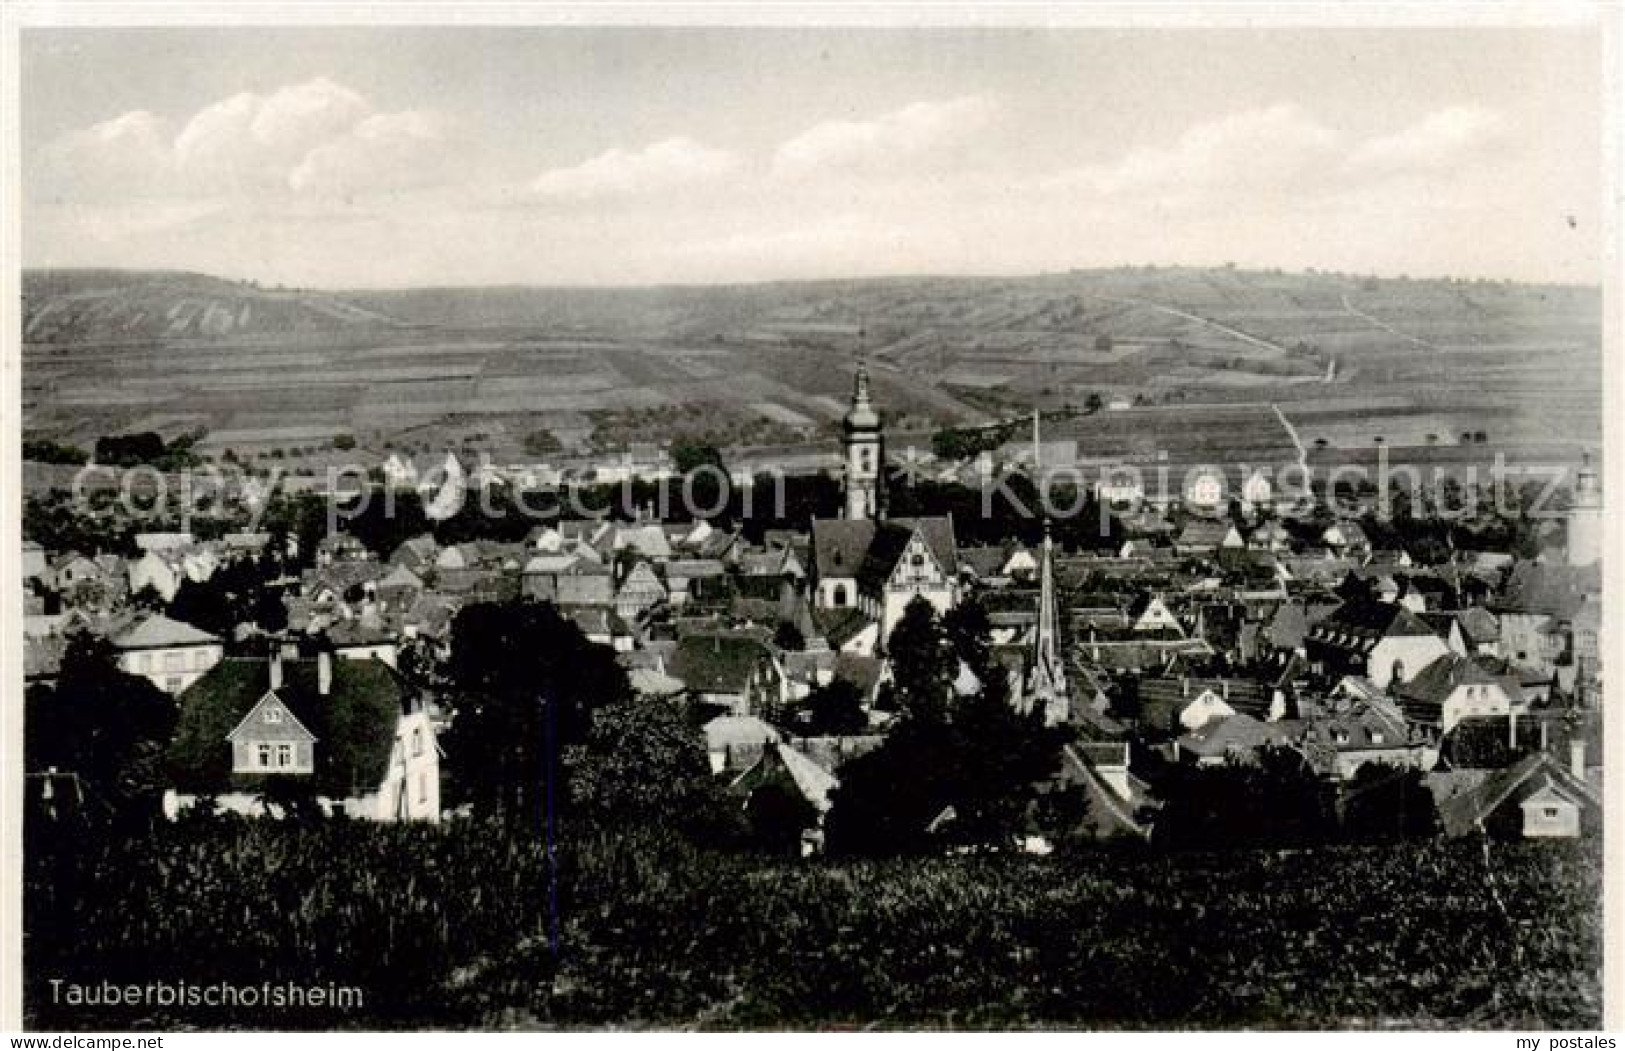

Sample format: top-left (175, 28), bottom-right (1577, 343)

top-left (23, 269), bottom-right (408, 343)
top-left (20, 266), bottom-right (1602, 476)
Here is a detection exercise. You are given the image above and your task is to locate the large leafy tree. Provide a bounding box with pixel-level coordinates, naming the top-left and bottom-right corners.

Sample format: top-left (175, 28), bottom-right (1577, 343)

top-left (441, 600), bottom-right (632, 828)
top-left (341, 488), bottom-right (433, 556)
top-left (824, 715), bottom-right (962, 855)
top-left (1153, 745), bottom-right (1335, 850)
top-left (670, 437), bottom-right (725, 477)
top-left (1339, 762), bottom-right (1440, 842)
top-left (25, 631), bottom-right (177, 821)
top-left (259, 492), bottom-right (328, 570)
top-left (167, 577), bottom-right (235, 636)
top-left (800, 679), bottom-right (868, 736)
top-left (168, 557), bottom-right (285, 636)
top-left (885, 597), bottom-right (957, 723)
top-left (944, 687), bottom-right (1066, 843)
top-left (943, 596), bottom-right (994, 680)
top-left (828, 599), bottom-right (1069, 855)
top-left (567, 696), bottom-right (741, 844)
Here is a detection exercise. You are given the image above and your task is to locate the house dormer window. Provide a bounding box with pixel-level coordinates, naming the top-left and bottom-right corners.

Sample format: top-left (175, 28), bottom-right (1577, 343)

top-left (1370, 731), bottom-right (1385, 745)
top-left (264, 708), bottom-right (283, 724)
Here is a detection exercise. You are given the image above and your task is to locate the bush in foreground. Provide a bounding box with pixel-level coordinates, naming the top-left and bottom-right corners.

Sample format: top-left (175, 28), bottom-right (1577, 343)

top-left (25, 817), bottom-right (1600, 1031)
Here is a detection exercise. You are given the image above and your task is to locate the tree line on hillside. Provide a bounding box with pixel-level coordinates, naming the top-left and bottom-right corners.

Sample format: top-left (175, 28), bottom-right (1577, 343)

top-left (92, 429), bottom-right (208, 472)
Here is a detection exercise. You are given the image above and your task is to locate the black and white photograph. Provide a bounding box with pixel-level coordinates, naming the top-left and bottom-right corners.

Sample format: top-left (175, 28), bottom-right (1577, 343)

top-left (2, 2), bottom-right (1616, 1035)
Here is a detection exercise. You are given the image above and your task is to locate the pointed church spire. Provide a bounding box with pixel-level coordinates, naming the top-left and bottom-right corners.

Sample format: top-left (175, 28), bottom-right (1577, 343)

top-left (1029, 520), bottom-right (1067, 719)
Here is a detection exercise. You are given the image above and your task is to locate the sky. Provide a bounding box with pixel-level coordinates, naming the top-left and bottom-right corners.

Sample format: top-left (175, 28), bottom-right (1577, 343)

top-left (20, 25), bottom-right (1607, 288)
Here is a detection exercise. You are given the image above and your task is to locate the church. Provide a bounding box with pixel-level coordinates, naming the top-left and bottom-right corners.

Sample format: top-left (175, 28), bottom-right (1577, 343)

top-left (811, 361), bottom-right (960, 647)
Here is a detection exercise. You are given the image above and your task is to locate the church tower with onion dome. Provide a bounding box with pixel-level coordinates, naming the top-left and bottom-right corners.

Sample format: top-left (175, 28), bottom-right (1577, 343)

top-left (842, 360), bottom-right (883, 521)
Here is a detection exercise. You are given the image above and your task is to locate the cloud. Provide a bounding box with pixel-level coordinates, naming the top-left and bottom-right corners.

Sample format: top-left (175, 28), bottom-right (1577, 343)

top-left (35, 110), bottom-right (178, 199)
top-left (289, 110), bottom-right (450, 195)
top-left (1038, 103), bottom-right (1508, 210)
top-left (1346, 105), bottom-right (1505, 176)
top-left (1039, 104), bottom-right (1342, 201)
top-left (34, 77), bottom-right (446, 200)
top-left (529, 137), bottom-right (741, 202)
top-left (772, 95), bottom-right (998, 179)
top-left (248, 77), bottom-right (373, 153)
top-left (173, 77), bottom-right (374, 186)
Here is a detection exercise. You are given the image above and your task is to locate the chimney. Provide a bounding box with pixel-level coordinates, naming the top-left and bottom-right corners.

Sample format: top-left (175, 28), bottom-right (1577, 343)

top-left (1222, 681), bottom-right (1230, 700)
top-left (1181, 677), bottom-right (1189, 698)
top-left (1570, 738), bottom-right (1586, 779)
top-left (1508, 707), bottom-right (1518, 750)
top-left (318, 650), bottom-right (333, 697)
top-left (269, 652), bottom-right (283, 691)
top-left (1540, 719), bottom-right (1550, 752)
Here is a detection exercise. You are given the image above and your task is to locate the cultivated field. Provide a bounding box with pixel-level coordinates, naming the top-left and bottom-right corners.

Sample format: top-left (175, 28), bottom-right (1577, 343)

top-left (22, 267), bottom-right (1600, 474)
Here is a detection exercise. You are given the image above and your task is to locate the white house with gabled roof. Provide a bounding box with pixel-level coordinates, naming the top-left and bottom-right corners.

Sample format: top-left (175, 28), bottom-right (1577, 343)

top-left (112, 613), bottom-right (223, 694)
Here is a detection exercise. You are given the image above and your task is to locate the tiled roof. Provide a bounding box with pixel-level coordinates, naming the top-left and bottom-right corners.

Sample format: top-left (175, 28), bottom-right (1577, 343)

top-left (1138, 676), bottom-right (1270, 723)
top-left (670, 634), bottom-right (774, 693)
top-left (663, 558), bottom-right (728, 579)
top-left (1496, 561), bottom-right (1600, 619)
top-left (326, 620), bottom-right (398, 647)
top-left (1313, 599), bottom-right (1438, 641)
top-left (1176, 713), bottom-right (1301, 759)
top-left (958, 545), bottom-right (1009, 579)
top-left (1394, 653), bottom-right (1520, 718)
top-left (833, 652), bottom-right (884, 692)
top-left (780, 734), bottom-right (885, 773)
top-left (564, 606), bottom-right (631, 638)
top-left (112, 613), bottom-right (219, 650)
top-left (1176, 519), bottom-right (1233, 546)
top-left (1429, 750), bottom-right (1598, 837)
top-left (729, 741), bottom-right (841, 812)
top-left (170, 656), bottom-right (410, 796)
top-left (811, 515), bottom-right (956, 586)
top-left (856, 522), bottom-right (917, 590)
top-left (812, 607), bottom-right (872, 649)
top-left (1456, 606), bottom-right (1501, 645)
top-left (811, 518), bottom-right (876, 579)
top-left (703, 715), bottom-right (779, 770)
top-left (376, 564), bottom-right (424, 591)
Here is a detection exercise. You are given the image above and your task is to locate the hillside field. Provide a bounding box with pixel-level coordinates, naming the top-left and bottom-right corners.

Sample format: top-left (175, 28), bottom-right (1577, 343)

top-left (22, 267), bottom-right (1600, 475)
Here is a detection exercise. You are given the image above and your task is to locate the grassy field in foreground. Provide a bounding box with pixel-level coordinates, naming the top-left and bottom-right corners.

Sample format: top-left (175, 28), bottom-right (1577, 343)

top-left (25, 821), bottom-right (1600, 1030)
